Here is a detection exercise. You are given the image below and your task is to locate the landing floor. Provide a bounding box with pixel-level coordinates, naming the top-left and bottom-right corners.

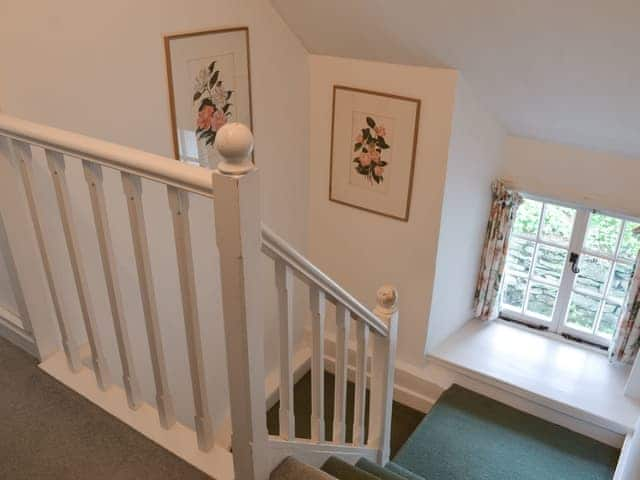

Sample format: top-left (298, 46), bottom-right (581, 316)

top-left (0, 337), bottom-right (208, 480)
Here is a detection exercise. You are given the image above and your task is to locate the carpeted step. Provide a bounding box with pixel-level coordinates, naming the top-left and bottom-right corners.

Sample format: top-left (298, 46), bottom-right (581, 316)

top-left (384, 461), bottom-right (426, 480)
top-left (355, 458), bottom-right (418, 480)
top-left (270, 456), bottom-right (336, 479)
top-left (322, 456), bottom-right (380, 480)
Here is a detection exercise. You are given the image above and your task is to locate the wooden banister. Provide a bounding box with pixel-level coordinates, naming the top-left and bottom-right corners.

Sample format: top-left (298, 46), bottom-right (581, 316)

top-left (261, 225), bottom-right (389, 337)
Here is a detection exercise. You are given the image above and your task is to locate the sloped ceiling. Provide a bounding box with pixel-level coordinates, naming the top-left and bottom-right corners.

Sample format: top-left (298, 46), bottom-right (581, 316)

top-left (272, 0), bottom-right (640, 158)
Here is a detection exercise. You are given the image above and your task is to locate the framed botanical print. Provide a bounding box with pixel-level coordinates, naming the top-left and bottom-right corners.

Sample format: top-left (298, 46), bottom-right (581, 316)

top-left (329, 86), bottom-right (420, 221)
top-left (164, 27), bottom-right (253, 168)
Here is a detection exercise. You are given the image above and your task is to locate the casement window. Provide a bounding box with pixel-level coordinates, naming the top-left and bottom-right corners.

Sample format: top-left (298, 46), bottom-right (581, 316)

top-left (500, 197), bottom-right (640, 347)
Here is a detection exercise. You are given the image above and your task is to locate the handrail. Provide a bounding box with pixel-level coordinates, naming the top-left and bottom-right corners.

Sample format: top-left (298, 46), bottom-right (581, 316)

top-left (261, 225), bottom-right (388, 337)
top-left (0, 113), bottom-right (213, 198)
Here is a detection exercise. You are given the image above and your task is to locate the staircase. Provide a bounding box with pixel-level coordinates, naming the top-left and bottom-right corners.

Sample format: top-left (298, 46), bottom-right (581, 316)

top-left (0, 114), bottom-right (399, 479)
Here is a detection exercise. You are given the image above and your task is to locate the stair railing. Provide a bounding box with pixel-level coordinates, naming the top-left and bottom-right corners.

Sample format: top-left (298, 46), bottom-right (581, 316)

top-left (0, 113), bottom-right (399, 479)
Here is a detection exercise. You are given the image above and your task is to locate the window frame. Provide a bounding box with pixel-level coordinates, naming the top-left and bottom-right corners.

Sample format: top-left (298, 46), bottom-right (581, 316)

top-left (499, 193), bottom-right (640, 349)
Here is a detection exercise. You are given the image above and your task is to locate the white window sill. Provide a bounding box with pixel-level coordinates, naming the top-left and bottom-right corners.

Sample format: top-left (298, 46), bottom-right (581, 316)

top-left (428, 318), bottom-right (640, 435)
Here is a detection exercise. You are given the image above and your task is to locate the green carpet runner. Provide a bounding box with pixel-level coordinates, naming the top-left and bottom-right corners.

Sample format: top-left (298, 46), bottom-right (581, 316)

top-left (392, 384), bottom-right (619, 480)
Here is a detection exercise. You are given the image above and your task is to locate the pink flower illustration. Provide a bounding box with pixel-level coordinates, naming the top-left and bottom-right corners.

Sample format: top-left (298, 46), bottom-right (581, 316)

top-left (359, 152), bottom-right (371, 166)
top-left (375, 125), bottom-right (386, 137)
top-left (212, 109), bottom-right (227, 131)
top-left (374, 165), bottom-right (384, 176)
top-left (369, 150), bottom-right (381, 163)
top-left (197, 105), bottom-right (214, 130)
top-left (355, 134), bottom-right (363, 144)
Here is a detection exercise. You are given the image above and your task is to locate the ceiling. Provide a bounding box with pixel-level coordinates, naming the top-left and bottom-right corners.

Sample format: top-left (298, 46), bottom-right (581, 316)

top-left (272, 0), bottom-right (640, 158)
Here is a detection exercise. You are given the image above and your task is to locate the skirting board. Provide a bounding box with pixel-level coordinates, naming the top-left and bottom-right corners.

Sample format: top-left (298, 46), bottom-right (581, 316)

top-left (40, 351), bottom-right (235, 480)
top-left (0, 306), bottom-right (38, 358)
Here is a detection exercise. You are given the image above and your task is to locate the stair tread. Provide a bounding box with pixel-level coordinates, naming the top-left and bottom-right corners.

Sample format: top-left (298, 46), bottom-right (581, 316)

top-left (270, 456), bottom-right (335, 480)
top-left (355, 458), bottom-right (408, 480)
top-left (321, 456), bottom-right (381, 480)
top-left (385, 462), bottom-right (427, 480)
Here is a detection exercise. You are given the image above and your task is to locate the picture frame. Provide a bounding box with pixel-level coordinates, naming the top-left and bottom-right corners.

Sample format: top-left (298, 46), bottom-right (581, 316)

top-left (329, 85), bottom-right (421, 221)
top-left (164, 27), bottom-right (253, 168)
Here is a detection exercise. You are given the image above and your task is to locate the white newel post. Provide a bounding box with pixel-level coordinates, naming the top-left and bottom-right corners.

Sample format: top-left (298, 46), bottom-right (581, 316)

top-left (212, 123), bottom-right (269, 480)
top-left (368, 286), bottom-right (399, 465)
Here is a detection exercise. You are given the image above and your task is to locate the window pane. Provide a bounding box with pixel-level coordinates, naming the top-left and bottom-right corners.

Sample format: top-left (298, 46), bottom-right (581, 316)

top-left (619, 221), bottom-right (640, 260)
top-left (566, 293), bottom-right (601, 332)
top-left (584, 213), bottom-right (622, 256)
top-left (532, 245), bottom-right (567, 284)
top-left (608, 262), bottom-right (634, 301)
top-left (502, 275), bottom-right (527, 311)
top-left (513, 199), bottom-right (542, 237)
top-left (575, 255), bottom-right (612, 296)
top-left (525, 282), bottom-right (558, 320)
top-left (540, 205), bottom-right (575, 246)
top-left (506, 238), bottom-right (535, 274)
top-left (597, 302), bottom-right (622, 338)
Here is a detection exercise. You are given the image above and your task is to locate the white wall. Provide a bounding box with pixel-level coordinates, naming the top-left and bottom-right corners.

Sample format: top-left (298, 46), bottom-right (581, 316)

top-left (308, 55), bottom-right (458, 367)
top-left (425, 76), bottom-right (506, 352)
top-left (502, 136), bottom-right (640, 219)
top-left (0, 0), bottom-right (309, 434)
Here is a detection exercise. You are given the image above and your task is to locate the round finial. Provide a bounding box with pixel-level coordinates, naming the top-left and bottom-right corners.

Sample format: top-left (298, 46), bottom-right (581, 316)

top-left (214, 122), bottom-right (254, 174)
top-left (376, 285), bottom-right (399, 314)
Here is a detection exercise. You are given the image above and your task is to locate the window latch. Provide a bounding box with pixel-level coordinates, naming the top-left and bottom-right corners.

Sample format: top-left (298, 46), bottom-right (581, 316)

top-left (569, 252), bottom-right (581, 274)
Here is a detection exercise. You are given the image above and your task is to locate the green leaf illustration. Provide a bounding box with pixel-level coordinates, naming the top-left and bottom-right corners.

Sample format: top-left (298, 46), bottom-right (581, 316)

top-left (223, 103), bottom-right (231, 113)
top-left (193, 91), bottom-right (202, 102)
top-left (209, 70), bottom-right (219, 88)
top-left (354, 142), bottom-right (362, 151)
top-left (226, 90), bottom-right (233, 100)
top-left (377, 137), bottom-right (390, 149)
top-left (366, 116), bottom-right (376, 128)
top-left (199, 98), bottom-right (214, 110)
top-left (208, 61), bottom-right (216, 73)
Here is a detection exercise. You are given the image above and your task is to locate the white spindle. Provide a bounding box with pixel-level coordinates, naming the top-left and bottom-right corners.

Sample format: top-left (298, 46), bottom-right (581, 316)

top-left (121, 172), bottom-right (175, 429)
top-left (368, 286), bottom-right (399, 464)
top-left (0, 209), bottom-right (32, 333)
top-left (275, 259), bottom-right (295, 440)
top-left (8, 141), bottom-right (82, 370)
top-left (213, 123), bottom-right (269, 480)
top-left (353, 319), bottom-right (370, 446)
top-left (46, 151), bottom-right (111, 390)
top-left (83, 161), bottom-right (142, 408)
top-left (309, 285), bottom-right (326, 442)
top-left (167, 186), bottom-right (214, 451)
top-left (333, 304), bottom-right (351, 443)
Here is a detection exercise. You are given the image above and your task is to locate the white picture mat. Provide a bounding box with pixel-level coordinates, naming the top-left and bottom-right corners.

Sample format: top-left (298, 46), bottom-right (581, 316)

top-left (331, 88), bottom-right (418, 219)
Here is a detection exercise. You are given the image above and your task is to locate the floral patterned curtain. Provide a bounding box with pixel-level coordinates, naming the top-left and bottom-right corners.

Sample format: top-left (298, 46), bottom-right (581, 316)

top-left (473, 180), bottom-right (523, 321)
top-left (609, 227), bottom-right (640, 364)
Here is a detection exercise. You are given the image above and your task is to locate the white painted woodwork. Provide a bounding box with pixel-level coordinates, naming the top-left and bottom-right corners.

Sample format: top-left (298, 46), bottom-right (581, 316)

top-left (353, 320), bottom-right (370, 447)
top-left (0, 136), bottom-right (58, 360)
top-left (275, 259), bottom-right (295, 440)
top-left (309, 285), bottom-right (326, 443)
top-left (46, 150), bottom-right (111, 390)
top-left (10, 140), bottom-right (82, 370)
top-left (333, 304), bottom-right (351, 443)
top-left (121, 172), bottom-right (176, 429)
top-left (368, 286), bottom-right (399, 464)
top-left (167, 186), bottom-right (214, 452)
top-left (0, 114), bottom-right (213, 197)
top-left (261, 225), bottom-right (387, 337)
top-left (0, 208), bottom-right (32, 333)
top-left (83, 161), bottom-right (142, 408)
top-left (212, 126), bottom-right (269, 480)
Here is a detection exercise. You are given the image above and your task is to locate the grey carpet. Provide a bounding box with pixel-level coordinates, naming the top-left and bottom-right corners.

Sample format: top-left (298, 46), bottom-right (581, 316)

top-left (270, 456), bottom-right (334, 480)
top-left (0, 336), bottom-right (210, 480)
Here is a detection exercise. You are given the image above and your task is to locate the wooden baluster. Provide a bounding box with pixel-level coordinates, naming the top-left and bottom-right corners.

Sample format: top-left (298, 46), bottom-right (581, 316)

top-left (368, 286), bottom-right (399, 465)
top-left (275, 259), bottom-right (295, 440)
top-left (46, 150), bottom-right (111, 390)
top-left (213, 124), bottom-right (269, 480)
top-left (167, 186), bottom-right (213, 451)
top-left (8, 141), bottom-right (82, 371)
top-left (0, 208), bottom-right (32, 334)
top-left (353, 319), bottom-right (370, 446)
top-left (333, 304), bottom-right (351, 443)
top-left (83, 161), bottom-right (142, 408)
top-left (309, 285), bottom-right (326, 442)
top-left (121, 172), bottom-right (175, 429)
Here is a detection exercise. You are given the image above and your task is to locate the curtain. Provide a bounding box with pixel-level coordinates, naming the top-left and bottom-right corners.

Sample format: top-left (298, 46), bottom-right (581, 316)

top-left (473, 180), bottom-right (523, 321)
top-left (609, 229), bottom-right (640, 364)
